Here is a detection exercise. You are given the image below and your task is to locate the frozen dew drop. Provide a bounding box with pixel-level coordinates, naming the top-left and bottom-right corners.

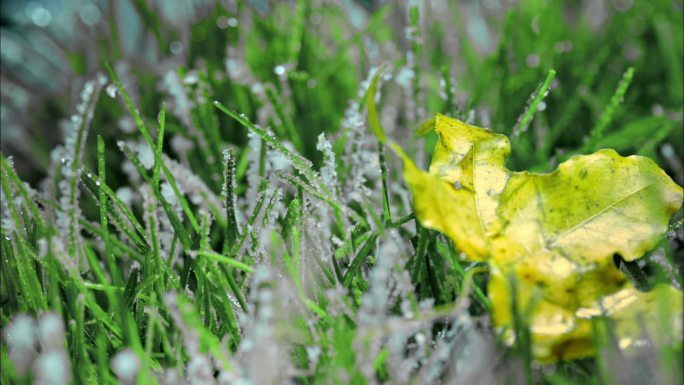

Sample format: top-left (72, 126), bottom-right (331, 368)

top-left (415, 332), bottom-right (426, 345)
top-left (250, 82), bottom-right (263, 94)
top-left (169, 41), bottom-right (183, 55)
top-left (27, 3), bottom-right (52, 27)
top-left (578, 85), bottom-right (589, 95)
top-left (661, 143), bottom-right (675, 158)
top-left (79, 4), bottom-right (101, 26)
top-left (105, 84), bottom-right (118, 98)
top-left (651, 104), bottom-right (664, 116)
top-left (309, 13), bottom-right (322, 24)
top-left (395, 67), bottom-right (415, 88)
top-left (404, 26), bottom-right (417, 40)
top-left (182, 73), bottom-right (198, 85)
top-left (274, 65), bottom-right (286, 76)
top-left (526, 53), bottom-right (540, 68)
top-left (216, 16), bottom-right (230, 29)
top-left (614, 0), bottom-right (635, 12)
top-left (554, 40), bottom-right (573, 54)
top-left (530, 15), bottom-right (540, 34)
top-left (111, 349), bottom-right (140, 382)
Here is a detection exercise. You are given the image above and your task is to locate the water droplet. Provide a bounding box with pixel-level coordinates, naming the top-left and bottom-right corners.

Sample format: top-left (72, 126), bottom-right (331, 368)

top-left (86, 173), bottom-right (92, 178)
top-left (526, 54), bottom-right (540, 68)
top-left (213, 100), bottom-right (220, 105)
top-left (274, 65), bottom-right (286, 76)
top-left (106, 84), bottom-right (118, 98)
top-left (183, 73), bottom-right (198, 85)
top-left (95, 180), bottom-right (101, 186)
top-left (651, 104), bottom-right (664, 116)
top-left (27, 4), bottom-right (52, 27)
top-left (454, 180), bottom-right (462, 190)
top-left (661, 143), bottom-right (675, 158)
top-left (169, 41), bottom-right (183, 55)
top-left (554, 41), bottom-right (573, 54)
top-left (530, 15), bottom-right (540, 34)
top-left (309, 12), bottom-right (322, 24)
top-left (538, 101), bottom-right (547, 111)
top-left (227, 18), bottom-right (238, 28)
top-left (79, 4), bottom-right (101, 26)
top-left (216, 16), bottom-right (230, 29)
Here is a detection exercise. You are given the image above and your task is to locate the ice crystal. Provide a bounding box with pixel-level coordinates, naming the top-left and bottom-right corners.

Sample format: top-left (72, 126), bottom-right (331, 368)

top-left (316, 133), bottom-right (339, 196)
top-left (160, 71), bottom-right (194, 127)
top-left (163, 154), bottom-right (222, 211)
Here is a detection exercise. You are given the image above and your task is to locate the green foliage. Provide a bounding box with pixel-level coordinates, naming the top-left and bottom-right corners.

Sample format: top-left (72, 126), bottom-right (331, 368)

top-left (0, 1), bottom-right (682, 384)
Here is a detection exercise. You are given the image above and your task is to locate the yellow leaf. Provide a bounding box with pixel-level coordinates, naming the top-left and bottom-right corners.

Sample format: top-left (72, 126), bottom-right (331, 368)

top-left (388, 113), bottom-right (684, 361)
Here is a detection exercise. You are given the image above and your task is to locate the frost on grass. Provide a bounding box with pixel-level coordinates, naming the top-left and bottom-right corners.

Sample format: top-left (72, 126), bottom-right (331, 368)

top-left (244, 130), bottom-right (265, 214)
top-left (2, 74), bottom-right (680, 385)
top-left (3, 312), bottom-right (71, 385)
top-left (163, 154), bottom-right (222, 211)
top-left (316, 133), bottom-right (339, 197)
top-left (2, 4), bottom-right (682, 384)
top-left (3, 313), bottom-right (36, 375)
top-left (161, 70), bottom-right (194, 128)
top-left (56, 74), bottom-right (105, 265)
top-left (340, 101), bottom-right (380, 202)
top-left (233, 267), bottom-right (292, 384)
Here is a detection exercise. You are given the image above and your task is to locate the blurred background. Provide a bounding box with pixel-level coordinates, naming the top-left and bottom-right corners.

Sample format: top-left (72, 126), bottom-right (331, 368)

top-left (1, 0), bottom-right (682, 186)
